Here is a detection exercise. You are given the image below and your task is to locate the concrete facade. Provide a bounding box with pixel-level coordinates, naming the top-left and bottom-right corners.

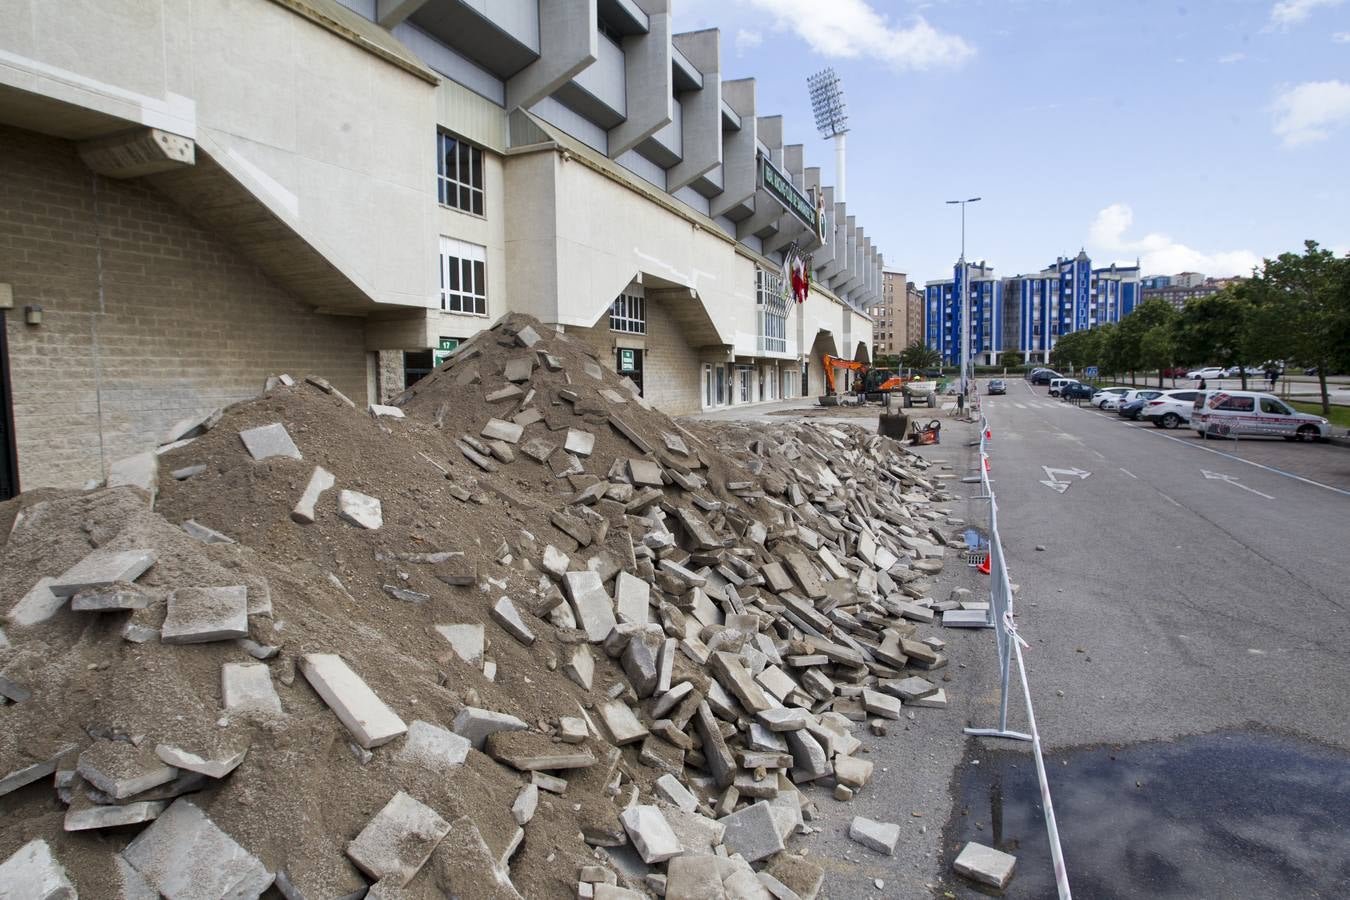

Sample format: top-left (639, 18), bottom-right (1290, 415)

top-left (0, 0), bottom-right (886, 493)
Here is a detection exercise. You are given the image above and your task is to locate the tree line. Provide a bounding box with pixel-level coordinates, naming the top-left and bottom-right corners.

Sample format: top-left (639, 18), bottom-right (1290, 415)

top-left (1046, 240), bottom-right (1349, 414)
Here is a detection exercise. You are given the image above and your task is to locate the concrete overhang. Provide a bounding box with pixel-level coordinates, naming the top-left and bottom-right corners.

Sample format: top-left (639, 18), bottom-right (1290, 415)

top-left (407, 3), bottom-right (539, 79)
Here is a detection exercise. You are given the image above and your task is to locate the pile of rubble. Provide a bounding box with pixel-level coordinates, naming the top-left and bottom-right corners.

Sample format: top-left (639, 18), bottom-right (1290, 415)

top-left (0, 314), bottom-right (973, 899)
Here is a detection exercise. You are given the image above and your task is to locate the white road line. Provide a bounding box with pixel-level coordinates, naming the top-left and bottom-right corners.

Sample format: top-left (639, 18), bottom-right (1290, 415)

top-left (1119, 467), bottom-right (1138, 479)
top-left (1131, 425), bottom-right (1350, 498)
top-left (1014, 403), bottom-right (1026, 409)
top-left (1159, 492), bottom-right (1184, 508)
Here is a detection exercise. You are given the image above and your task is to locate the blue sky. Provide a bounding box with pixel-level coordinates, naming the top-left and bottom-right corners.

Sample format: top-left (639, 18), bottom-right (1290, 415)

top-left (676, 0), bottom-right (1350, 284)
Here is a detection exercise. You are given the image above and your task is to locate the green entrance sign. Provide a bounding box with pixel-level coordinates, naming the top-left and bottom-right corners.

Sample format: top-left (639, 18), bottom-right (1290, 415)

top-left (618, 348), bottom-right (637, 373)
top-left (433, 336), bottom-right (460, 367)
top-left (759, 155), bottom-right (819, 234)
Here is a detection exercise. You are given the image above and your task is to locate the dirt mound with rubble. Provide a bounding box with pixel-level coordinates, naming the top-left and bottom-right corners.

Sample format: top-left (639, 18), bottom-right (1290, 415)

top-left (0, 313), bottom-right (966, 899)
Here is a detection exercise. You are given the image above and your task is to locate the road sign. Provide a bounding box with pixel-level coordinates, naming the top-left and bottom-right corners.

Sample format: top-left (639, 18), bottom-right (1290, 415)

top-left (1084, 366), bottom-right (1098, 378)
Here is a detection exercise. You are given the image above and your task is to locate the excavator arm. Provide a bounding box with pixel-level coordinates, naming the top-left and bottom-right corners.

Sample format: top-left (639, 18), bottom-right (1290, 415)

top-left (822, 354), bottom-right (867, 395)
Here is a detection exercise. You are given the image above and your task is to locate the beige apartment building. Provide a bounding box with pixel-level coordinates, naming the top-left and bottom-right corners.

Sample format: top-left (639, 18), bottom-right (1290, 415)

top-left (0, 0), bottom-right (885, 495)
top-left (872, 270), bottom-right (922, 358)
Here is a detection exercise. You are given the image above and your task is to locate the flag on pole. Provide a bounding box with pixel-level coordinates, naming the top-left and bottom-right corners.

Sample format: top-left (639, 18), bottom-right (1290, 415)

top-left (783, 243), bottom-right (811, 304)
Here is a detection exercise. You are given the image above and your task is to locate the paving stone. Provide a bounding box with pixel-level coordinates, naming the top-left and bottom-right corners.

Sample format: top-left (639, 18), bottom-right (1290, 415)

top-left (693, 701), bottom-right (736, 789)
top-left (785, 729), bottom-right (830, 782)
top-left (654, 773), bottom-right (699, 812)
top-left (953, 841), bottom-right (1017, 888)
top-left (239, 422), bottom-right (302, 461)
top-left (909, 688), bottom-right (948, 709)
top-left (108, 451), bottom-right (158, 497)
top-left (599, 699), bottom-right (648, 745)
top-left (291, 466), bottom-right (335, 524)
top-left (658, 558), bottom-right (706, 587)
top-left (503, 356), bottom-right (535, 383)
top-left (397, 720), bottom-right (471, 772)
top-left (65, 799), bottom-right (168, 832)
top-left (627, 458), bottom-right (664, 487)
top-left (562, 644), bottom-right (596, 690)
top-left (756, 707), bottom-right (811, 732)
top-left (338, 489), bottom-right (383, 529)
top-left (719, 800), bottom-right (785, 863)
top-left (760, 562), bottom-right (794, 594)
top-left (848, 816), bottom-right (900, 855)
top-left (861, 688), bottom-right (902, 720)
top-left (368, 403), bottom-right (405, 418)
top-left (764, 855), bottom-right (823, 900)
top-left (490, 597), bottom-right (536, 645)
top-left (564, 571), bottom-right (617, 642)
top-left (558, 716), bottom-right (589, 744)
top-left (781, 553), bottom-right (826, 600)
top-left (49, 549), bottom-right (156, 599)
top-left (593, 886), bottom-right (644, 900)
top-left (665, 856), bottom-right (724, 898)
top-left (180, 519), bottom-right (234, 544)
top-left (614, 571), bottom-right (650, 625)
top-left (609, 415), bottom-right (656, 454)
top-left (565, 428), bottom-right (595, 456)
top-left (122, 798), bottom-right (274, 898)
top-left (651, 681), bottom-right (694, 719)
top-left (0, 839), bottom-right (76, 899)
top-left (515, 324), bottom-right (541, 348)
top-left (161, 585), bottom-right (248, 643)
top-left (155, 742), bottom-right (249, 779)
top-left (170, 464), bottom-right (207, 480)
top-left (346, 791), bottom-right (451, 887)
top-left (300, 653), bottom-right (407, 749)
top-left (435, 623), bottom-right (485, 667)
top-left (620, 805), bottom-right (682, 864)
top-left (486, 731), bottom-right (596, 771)
top-left (512, 783), bottom-right (539, 825)
top-left (70, 582), bottom-right (153, 612)
top-left (8, 576), bottom-right (65, 627)
top-left (222, 662), bottom-right (283, 716)
top-left (833, 755), bottom-right (874, 790)
top-left (892, 676), bottom-right (938, 701)
top-left (481, 417), bottom-right (524, 443)
top-left (485, 385), bottom-right (524, 402)
top-left (77, 740), bottom-right (177, 801)
top-left (622, 633), bottom-right (661, 698)
top-left (520, 438), bottom-right (555, 464)
top-left (551, 510), bottom-right (593, 547)
top-left (710, 652), bottom-right (771, 713)
top-left (452, 707), bottom-right (528, 749)
top-left (513, 406), bottom-right (543, 427)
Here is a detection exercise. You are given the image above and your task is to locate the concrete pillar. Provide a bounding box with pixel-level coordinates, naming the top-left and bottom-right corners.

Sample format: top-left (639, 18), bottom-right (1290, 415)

top-left (609, 0), bottom-right (672, 159)
top-left (507, 0), bottom-right (597, 111)
top-left (667, 30), bottom-right (721, 191)
top-left (709, 79), bottom-right (756, 218)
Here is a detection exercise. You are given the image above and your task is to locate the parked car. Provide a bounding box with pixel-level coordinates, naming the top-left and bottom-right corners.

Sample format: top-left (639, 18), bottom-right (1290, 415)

top-left (988, 379), bottom-right (1006, 395)
top-left (1061, 382), bottom-right (1097, 401)
top-left (1191, 390), bottom-right (1330, 441)
top-left (1090, 387), bottom-right (1132, 409)
top-left (1222, 365), bottom-right (1262, 377)
top-left (1048, 377), bottom-right (1073, 396)
top-left (1117, 389), bottom-right (1164, 419)
top-left (1030, 369), bottom-right (1060, 385)
top-left (1141, 389), bottom-right (1202, 428)
top-left (1161, 366), bottom-right (1190, 378)
top-left (1185, 367), bottom-right (1225, 381)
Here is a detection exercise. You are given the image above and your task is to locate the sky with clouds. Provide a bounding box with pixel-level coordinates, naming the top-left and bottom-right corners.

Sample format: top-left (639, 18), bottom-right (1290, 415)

top-left (675, 0), bottom-right (1349, 283)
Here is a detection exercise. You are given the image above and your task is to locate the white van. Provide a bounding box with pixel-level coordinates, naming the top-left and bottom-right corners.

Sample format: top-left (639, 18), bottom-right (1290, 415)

top-left (1191, 390), bottom-right (1330, 442)
top-left (1048, 378), bottom-right (1073, 397)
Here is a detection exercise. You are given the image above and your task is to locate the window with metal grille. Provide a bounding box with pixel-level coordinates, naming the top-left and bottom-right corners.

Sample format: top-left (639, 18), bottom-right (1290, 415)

top-left (610, 292), bottom-right (646, 333)
top-left (439, 237), bottom-right (487, 315)
top-left (437, 131), bottom-right (484, 216)
top-left (757, 268), bottom-right (788, 353)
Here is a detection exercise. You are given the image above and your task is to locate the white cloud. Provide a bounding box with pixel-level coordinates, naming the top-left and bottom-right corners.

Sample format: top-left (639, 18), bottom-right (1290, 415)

top-left (1272, 80), bottom-right (1350, 146)
top-left (1270, 0), bottom-right (1345, 26)
top-left (742, 0), bottom-right (975, 71)
top-left (1218, 52), bottom-right (1247, 63)
top-left (1088, 204), bottom-right (1260, 277)
top-left (1333, 31), bottom-right (1350, 41)
top-left (734, 28), bottom-right (763, 55)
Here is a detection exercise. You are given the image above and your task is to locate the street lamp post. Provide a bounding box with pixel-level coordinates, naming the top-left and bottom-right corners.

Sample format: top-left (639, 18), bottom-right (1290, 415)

top-left (946, 197), bottom-right (981, 404)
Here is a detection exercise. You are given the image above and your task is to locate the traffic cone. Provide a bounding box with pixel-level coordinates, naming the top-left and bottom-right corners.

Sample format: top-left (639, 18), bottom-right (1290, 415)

top-left (983, 457), bottom-right (990, 472)
top-left (985, 428), bottom-right (992, 441)
top-left (978, 556), bottom-right (991, 575)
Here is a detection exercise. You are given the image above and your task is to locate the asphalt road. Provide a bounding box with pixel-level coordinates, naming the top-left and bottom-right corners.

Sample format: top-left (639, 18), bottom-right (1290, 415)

top-left (976, 378), bottom-right (1350, 752)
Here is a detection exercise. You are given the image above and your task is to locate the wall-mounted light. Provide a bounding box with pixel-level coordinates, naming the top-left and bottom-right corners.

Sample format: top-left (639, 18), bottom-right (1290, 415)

top-left (24, 305), bottom-right (43, 326)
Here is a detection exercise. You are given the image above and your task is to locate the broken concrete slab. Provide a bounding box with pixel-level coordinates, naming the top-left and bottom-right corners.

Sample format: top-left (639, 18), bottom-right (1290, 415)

top-left (0, 839), bottom-right (76, 900)
top-left (565, 428), bottom-right (595, 456)
top-left (564, 571), bottom-right (617, 642)
top-left (502, 356), bottom-right (535, 383)
top-left (122, 798), bottom-right (274, 897)
top-left (435, 623), bottom-right (485, 668)
top-left (397, 720), bottom-right (471, 772)
top-left (222, 662), bottom-right (283, 716)
top-left (485, 384), bottom-right (524, 403)
top-left (614, 571), bottom-right (650, 625)
top-left (619, 805), bottom-right (681, 864)
top-left (369, 403), bottom-right (405, 418)
top-left (512, 783), bottom-right (539, 825)
top-left (861, 688), bottom-right (902, 720)
top-left (562, 644), bottom-right (596, 690)
top-left (155, 742), bottom-right (249, 780)
top-left (161, 585), bottom-right (248, 643)
top-left (909, 688), bottom-right (948, 709)
top-left (77, 740), bottom-right (177, 801)
top-left (8, 576), bottom-right (65, 627)
top-left (239, 422), bottom-right (302, 461)
top-left (654, 774), bottom-right (698, 812)
top-left (337, 490), bottom-right (383, 529)
top-left (490, 597), bottom-right (536, 646)
top-left (954, 841), bottom-right (1017, 889)
top-left (599, 699), bottom-right (648, 745)
top-left (69, 582), bottom-right (154, 612)
top-left (832, 755), bottom-right (874, 791)
top-left (452, 707), bottom-right (528, 750)
top-left (180, 519), bottom-right (235, 544)
top-left (627, 458), bottom-right (663, 487)
top-left (108, 451), bottom-right (158, 497)
top-left (346, 791), bottom-right (451, 888)
top-left (756, 707), bottom-right (811, 732)
top-left (65, 799), bottom-right (168, 832)
top-left (481, 418), bottom-right (524, 443)
top-left (291, 466), bottom-right (336, 524)
top-left (300, 653), bottom-right (407, 749)
top-left (486, 731), bottom-right (596, 771)
top-left (848, 816), bottom-right (900, 856)
top-left (50, 549), bottom-right (156, 599)
top-left (719, 800), bottom-right (785, 863)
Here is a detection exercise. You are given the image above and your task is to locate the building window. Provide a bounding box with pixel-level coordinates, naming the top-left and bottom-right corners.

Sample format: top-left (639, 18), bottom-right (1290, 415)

top-left (437, 131), bottom-right (484, 215)
top-left (757, 269), bottom-right (788, 353)
top-left (439, 237), bottom-right (487, 315)
top-left (610, 291), bottom-right (646, 334)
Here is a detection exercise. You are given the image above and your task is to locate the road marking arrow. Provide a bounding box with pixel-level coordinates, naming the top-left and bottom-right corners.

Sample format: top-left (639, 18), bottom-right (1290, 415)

top-left (1202, 469), bottom-right (1274, 500)
top-left (1039, 480), bottom-right (1070, 493)
top-left (1042, 466), bottom-right (1091, 481)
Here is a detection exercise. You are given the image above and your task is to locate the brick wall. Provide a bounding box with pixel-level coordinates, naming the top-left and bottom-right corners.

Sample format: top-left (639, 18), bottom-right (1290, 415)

top-left (0, 124), bottom-right (369, 490)
top-left (568, 297), bottom-right (701, 416)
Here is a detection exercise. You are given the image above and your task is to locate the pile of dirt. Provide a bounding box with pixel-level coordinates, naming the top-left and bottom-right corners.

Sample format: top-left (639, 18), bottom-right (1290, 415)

top-left (0, 314), bottom-right (968, 899)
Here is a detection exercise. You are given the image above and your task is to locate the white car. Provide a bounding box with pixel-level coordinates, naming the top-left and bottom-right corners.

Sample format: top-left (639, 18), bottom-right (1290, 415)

top-left (1222, 365), bottom-right (1262, 377)
top-left (1140, 389), bottom-right (1204, 429)
top-left (1090, 387), bottom-right (1132, 409)
top-left (1185, 367), bottom-right (1225, 380)
top-left (1048, 377), bottom-right (1073, 397)
top-left (1191, 390), bottom-right (1330, 441)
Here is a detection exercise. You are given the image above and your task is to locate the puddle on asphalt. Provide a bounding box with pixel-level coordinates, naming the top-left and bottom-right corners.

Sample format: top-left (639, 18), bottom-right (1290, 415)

top-left (936, 730), bottom-right (1350, 898)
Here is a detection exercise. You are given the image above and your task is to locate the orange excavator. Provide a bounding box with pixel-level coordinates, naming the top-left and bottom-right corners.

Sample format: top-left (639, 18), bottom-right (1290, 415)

top-left (822, 355), bottom-right (905, 399)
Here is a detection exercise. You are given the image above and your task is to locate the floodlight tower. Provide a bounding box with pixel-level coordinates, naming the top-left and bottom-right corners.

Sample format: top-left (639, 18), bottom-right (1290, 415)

top-left (808, 68), bottom-right (849, 202)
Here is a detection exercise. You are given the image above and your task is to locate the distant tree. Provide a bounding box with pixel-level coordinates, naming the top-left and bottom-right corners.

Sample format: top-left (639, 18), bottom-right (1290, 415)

top-left (900, 341), bottom-right (941, 370)
top-left (1117, 298), bottom-right (1179, 386)
top-left (1250, 240), bottom-right (1350, 414)
top-left (1049, 329), bottom-right (1101, 372)
top-left (1139, 325), bottom-right (1177, 387)
top-left (1176, 288), bottom-right (1256, 389)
